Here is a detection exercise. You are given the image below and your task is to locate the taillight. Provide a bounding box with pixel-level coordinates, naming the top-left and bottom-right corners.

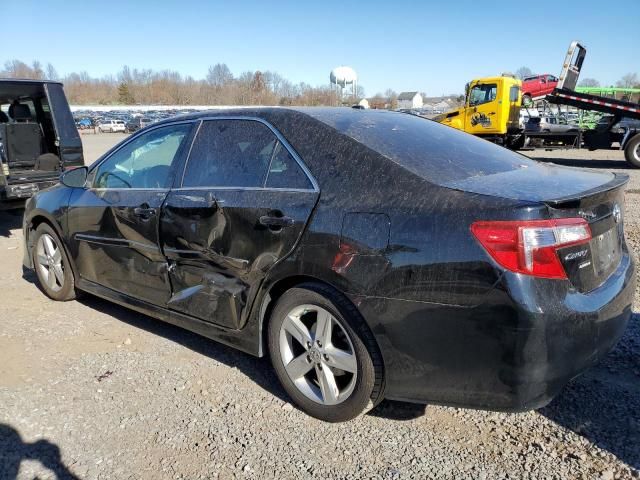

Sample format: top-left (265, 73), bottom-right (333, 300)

top-left (471, 218), bottom-right (591, 279)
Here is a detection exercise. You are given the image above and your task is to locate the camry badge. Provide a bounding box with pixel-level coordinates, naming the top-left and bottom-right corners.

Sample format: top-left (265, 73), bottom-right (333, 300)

top-left (578, 209), bottom-right (597, 220)
top-left (613, 204), bottom-right (621, 223)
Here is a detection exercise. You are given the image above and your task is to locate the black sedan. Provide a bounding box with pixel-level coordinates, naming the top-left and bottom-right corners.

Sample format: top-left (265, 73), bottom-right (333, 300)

top-left (22, 108), bottom-right (636, 422)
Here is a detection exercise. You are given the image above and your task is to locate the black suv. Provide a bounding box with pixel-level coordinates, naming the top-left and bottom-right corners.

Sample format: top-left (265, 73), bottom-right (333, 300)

top-left (0, 79), bottom-right (83, 209)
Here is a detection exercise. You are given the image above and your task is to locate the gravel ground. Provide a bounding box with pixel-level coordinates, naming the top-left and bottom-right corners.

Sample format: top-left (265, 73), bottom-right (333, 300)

top-left (0, 137), bottom-right (638, 479)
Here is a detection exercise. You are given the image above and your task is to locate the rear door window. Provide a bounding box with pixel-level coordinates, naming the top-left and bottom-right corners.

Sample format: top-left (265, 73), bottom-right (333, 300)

top-left (265, 142), bottom-right (312, 190)
top-left (182, 120), bottom-right (276, 188)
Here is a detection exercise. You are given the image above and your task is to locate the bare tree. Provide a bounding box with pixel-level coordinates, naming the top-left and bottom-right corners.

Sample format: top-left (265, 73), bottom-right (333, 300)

top-left (515, 66), bottom-right (534, 80)
top-left (384, 89), bottom-right (398, 109)
top-left (45, 63), bottom-right (59, 81)
top-left (616, 72), bottom-right (639, 88)
top-left (0, 58), bottom-right (375, 107)
top-left (207, 63), bottom-right (233, 87)
top-left (2, 60), bottom-right (35, 78)
top-left (578, 78), bottom-right (600, 87)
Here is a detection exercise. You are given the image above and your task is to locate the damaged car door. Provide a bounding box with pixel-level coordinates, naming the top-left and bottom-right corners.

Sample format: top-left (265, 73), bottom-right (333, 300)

top-left (67, 122), bottom-right (193, 305)
top-left (160, 118), bottom-right (318, 329)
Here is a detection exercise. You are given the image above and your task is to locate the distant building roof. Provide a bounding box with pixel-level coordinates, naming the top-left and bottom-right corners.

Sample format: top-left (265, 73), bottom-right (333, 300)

top-left (397, 91), bottom-right (420, 101)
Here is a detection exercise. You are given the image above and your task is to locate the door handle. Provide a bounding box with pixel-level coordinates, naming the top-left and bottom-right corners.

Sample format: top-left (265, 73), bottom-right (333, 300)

top-left (133, 206), bottom-right (157, 219)
top-left (259, 215), bottom-right (294, 229)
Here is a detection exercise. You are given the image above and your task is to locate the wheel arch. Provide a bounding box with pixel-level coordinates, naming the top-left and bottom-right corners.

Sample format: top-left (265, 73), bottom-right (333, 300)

top-left (256, 274), bottom-right (384, 369)
top-left (257, 274), bottom-right (336, 356)
top-left (25, 212), bottom-right (78, 280)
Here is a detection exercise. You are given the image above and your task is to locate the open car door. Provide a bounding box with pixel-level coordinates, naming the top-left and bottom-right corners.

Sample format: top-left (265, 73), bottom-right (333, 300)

top-left (44, 82), bottom-right (84, 168)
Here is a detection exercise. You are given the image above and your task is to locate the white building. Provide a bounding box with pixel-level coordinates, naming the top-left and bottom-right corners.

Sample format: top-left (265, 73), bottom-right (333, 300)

top-left (397, 91), bottom-right (423, 110)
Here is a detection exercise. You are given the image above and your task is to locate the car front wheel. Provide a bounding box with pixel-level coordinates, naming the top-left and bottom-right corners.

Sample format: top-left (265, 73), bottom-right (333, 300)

top-left (32, 223), bottom-right (76, 301)
top-left (624, 134), bottom-right (640, 168)
top-left (268, 283), bottom-right (384, 422)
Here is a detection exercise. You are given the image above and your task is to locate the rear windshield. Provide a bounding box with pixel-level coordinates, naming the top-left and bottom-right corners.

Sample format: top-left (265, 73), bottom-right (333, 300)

top-left (305, 109), bottom-right (537, 184)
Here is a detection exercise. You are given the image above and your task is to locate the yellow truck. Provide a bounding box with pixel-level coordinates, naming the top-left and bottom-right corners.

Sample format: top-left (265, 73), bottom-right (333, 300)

top-left (436, 75), bottom-right (525, 149)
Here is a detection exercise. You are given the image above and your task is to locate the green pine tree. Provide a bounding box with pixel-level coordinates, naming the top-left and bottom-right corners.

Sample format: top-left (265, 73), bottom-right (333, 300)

top-left (117, 82), bottom-right (135, 104)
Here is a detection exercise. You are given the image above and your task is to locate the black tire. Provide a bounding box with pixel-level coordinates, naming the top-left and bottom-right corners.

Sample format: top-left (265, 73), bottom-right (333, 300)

top-left (522, 94), bottom-right (533, 107)
top-left (268, 283), bottom-right (384, 422)
top-left (624, 134), bottom-right (640, 168)
top-left (31, 223), bottom-right (76, 301)
top-left (507, 134), bottom-right (525, 150)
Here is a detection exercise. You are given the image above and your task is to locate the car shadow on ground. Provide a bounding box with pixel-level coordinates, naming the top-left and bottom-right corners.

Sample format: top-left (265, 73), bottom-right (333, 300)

top-left (0, 210), bottom-right (23, 238)
top-left (533, 156), bottom-right (631, 170)
top-left (539, 313), bottom-right (640, 470)
top-left (0, 423), bottom-right (80, 480)
top-left (77, 294), bottom-right (291, 405)
top-left (75, 294), bottom-right (427, 421)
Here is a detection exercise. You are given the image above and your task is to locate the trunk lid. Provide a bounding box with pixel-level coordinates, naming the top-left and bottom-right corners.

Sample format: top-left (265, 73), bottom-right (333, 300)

top-left (443, 162), bottom-right (620, 203)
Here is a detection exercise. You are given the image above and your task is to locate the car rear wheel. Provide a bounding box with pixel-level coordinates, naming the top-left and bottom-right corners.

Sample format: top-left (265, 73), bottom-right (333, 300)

top-left (522, 94), bottom-right (533, 107)
top-left (624, 134), bottom-right (640, 168)
top-left (32, 223), bottom-right (76, 301)
top-left (268, 283), bottom-right (384, 422)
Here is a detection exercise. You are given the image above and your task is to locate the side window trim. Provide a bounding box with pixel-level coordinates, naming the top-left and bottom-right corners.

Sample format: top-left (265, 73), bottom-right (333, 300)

top-left (262, 138), bottom-right (279, 188)
top-left (88, 120), bottom-right (196, 190)
top-left (178, 116), bottom-right (319, 192)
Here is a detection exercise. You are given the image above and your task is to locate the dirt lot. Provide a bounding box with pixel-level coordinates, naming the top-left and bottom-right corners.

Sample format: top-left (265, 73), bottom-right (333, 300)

top-left (0, 134), bottom-right (638, 479)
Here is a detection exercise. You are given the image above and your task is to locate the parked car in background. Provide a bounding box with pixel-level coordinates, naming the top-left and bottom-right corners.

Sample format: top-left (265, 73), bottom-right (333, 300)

top-left (125, 117), bottom-right (152, 133)
top-left (22, 108), bottom-right (635, 422)
top-left (521, 74), bottom-right (559, 105)
top-left (98, 119), bottom-right (126, 133)
top-left (76, 118), bottom-right (94, 129)
top-left (525, 115), bottom-right (579, 134)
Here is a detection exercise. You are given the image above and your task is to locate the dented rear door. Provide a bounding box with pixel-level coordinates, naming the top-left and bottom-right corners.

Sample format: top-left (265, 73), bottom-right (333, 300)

top-left (160, 119), bottom-right (319, 329)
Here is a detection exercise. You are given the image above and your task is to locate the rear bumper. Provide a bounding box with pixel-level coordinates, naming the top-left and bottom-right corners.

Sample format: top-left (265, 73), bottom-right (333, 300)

top-left (356, 253), bottom-right (635, 411)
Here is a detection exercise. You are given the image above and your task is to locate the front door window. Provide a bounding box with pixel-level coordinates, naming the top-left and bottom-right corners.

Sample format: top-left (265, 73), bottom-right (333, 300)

top-left (94, 124), bottom-right (191, 189)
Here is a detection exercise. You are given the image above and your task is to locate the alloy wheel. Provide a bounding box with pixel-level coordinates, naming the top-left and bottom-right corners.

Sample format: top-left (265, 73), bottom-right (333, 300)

top-left (279, 304), bottom-right (358, 405)
top-left (35, 233), bottom-right (65, 293)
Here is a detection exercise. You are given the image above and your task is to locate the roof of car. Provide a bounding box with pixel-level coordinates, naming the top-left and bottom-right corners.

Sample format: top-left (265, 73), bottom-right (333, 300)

top-left (0, 78), bottom-right (63, 85)
top-left (151, 106), bottom-right (405, 127)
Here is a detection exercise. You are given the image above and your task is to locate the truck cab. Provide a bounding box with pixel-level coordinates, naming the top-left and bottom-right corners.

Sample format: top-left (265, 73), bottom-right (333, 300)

top-left (0, 79), bottom-right (83, 208)
top-left (437, 75), bottom-right (522, 146)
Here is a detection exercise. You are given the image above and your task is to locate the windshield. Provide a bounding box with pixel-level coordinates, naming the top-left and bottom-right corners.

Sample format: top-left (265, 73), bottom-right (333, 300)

top-left (305, 109), bottom-right (538, 184)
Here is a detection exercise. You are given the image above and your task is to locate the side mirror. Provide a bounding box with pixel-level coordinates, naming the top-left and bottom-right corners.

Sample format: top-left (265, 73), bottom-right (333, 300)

top-left (60, 166), bottom-right (88, 188)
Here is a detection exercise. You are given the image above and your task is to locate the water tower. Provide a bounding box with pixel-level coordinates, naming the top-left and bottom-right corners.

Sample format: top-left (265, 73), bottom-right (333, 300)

top-left (330, 66), bottom-right (358, 99)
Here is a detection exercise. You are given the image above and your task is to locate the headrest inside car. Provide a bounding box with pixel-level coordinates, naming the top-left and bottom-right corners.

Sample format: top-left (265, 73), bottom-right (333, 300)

top-left (12, 104), bottom-right (32, 121)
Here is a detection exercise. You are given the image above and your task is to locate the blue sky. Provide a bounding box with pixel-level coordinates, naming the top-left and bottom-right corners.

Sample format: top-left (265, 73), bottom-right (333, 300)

top-left (3, 0), bottom-right (638, 96)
